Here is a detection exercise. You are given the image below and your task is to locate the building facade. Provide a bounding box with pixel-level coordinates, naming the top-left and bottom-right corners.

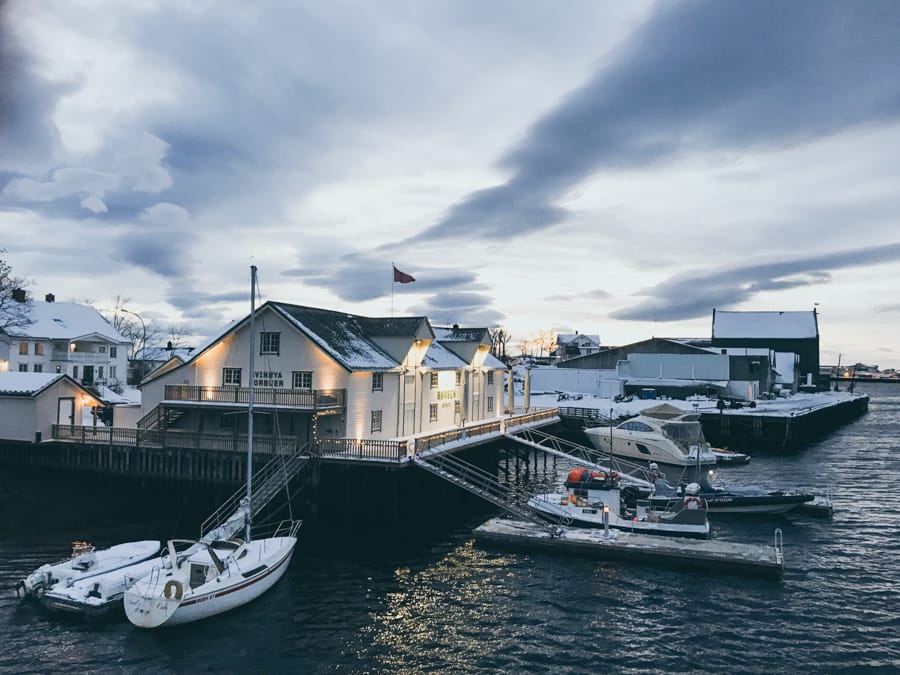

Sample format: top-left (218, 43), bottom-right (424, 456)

top-left (0, 296), bottom-right (131, 390)
top-left (138, 303), bottom-right (507, 446)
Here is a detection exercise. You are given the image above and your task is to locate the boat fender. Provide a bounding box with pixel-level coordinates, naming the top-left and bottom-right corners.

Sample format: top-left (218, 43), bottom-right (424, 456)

top-left (683, 496), bottom-right (702, 510)
top-left (164, 579), bottom-right (184, 600)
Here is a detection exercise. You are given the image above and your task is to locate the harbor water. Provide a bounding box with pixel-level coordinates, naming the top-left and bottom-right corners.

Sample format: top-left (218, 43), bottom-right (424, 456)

top-left (1, 382), bottom-right (899, 673)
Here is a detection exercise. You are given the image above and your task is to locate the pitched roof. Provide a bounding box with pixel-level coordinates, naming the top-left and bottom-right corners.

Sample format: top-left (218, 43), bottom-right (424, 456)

top-left (713, 310), bottom-right (819, 339)
top-left (270, 303), bottom-right (411, 371)
top-left (422, 340), bottom-right (466, 370)
top-left (433, 326), bottom-right (489, 343)
top-left (5, 301), bottom-right (130, 343)
top-left (0, 372), bottom-right (79, 397)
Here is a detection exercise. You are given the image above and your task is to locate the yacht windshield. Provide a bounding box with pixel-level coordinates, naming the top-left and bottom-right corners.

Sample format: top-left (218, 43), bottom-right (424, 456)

top-left (661, 421), bottom-right (703, 454)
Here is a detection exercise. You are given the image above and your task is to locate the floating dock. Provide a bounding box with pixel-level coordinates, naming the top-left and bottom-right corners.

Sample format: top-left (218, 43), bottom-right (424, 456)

top-left (473, 517), bottom-right (784, 579)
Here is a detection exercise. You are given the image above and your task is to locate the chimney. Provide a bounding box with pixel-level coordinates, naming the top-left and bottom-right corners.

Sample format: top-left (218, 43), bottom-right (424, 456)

top-left (12, 288), bottom-right (27, 303)
top-left (45, 293), bottom-right (55, 303)
top-left (452, 323), bottom-right (459, 330)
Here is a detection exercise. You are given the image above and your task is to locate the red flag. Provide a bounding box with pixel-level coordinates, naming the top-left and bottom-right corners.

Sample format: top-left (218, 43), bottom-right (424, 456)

top-left (393, 265), bottom-right (415, 284)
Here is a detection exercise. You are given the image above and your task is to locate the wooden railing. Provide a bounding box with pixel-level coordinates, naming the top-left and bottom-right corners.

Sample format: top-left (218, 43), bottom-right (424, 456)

top-left (163, 385), bottom-right (345, 410)
top-left (52, 425), bottom-right (303, 455)
top-left (317, 438), bottom-right (408, 462)
top-left (414, 419), bottom-right (503, 453)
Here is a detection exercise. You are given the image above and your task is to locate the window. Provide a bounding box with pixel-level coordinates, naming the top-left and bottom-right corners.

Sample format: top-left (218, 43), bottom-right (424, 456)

top-left (454, 400), bottom-right (461, 415)
top-left (371, 410), bottom-right (382, 433)
top-left (372, 372), bottom-right (383, 392)
top-left (487, 396), bottom-right (494, 412)
top-left (487, 371), bottom-right (494, 385)
top-left (110, 346), bottom-right (117, 358)
top-left (223, 368), bottom-right (242, 386)
top-left (292, 371), bottom-right (312, 390)
top-left (456, 371), bottom-right (461, 386)
top-left (18, 342), bottom-right (27, 355)
top-left (98, 366), bottom-right (104, 379)
top-left (429, 403), bottom-right (438, 422)
top-left (35, 343), bottom-right (44, 356)
top-left (72, 366), bottom-right (78, 379)
top-left (430, 372), bottom-right (438, 389)
top-left (260, 332), bottom-right (280, 355)
top-left (18, 363), bottom-right (28, 372)
top-left (98, 345), bottom-right (106, 353)
top-left (110, 366), bottom-right (117, 380)
top-left (33, 364), bottom-right (43, 373)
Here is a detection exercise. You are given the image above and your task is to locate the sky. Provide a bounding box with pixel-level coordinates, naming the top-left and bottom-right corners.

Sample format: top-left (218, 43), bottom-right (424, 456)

top-left (1, 0), bottom-right (899, 369)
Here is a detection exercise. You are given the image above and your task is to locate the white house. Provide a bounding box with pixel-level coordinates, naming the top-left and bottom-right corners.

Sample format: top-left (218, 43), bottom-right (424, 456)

top-left (137, 303), bottom-right (507, 446)
top-left (0, 295), bottom-right (131, 390)
top-left (0, 372), bottom-right (103, 443)
top-left (555, 333), bottom-right (601, 361)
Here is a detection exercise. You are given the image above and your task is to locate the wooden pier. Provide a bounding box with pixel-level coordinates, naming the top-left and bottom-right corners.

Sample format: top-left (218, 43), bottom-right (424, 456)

top-left (474, 517), bottom-right (785, 579)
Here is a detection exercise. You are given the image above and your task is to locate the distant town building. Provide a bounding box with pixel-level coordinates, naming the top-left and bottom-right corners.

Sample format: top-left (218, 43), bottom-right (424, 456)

top-left (554, 333), bottom-right (601, 362)
top-left (0, 296), bottom-right (130, 391)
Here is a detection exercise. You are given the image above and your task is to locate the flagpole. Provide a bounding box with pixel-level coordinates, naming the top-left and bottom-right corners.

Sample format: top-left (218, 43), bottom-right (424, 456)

top-left (391, 262), bottom-right (395, 317)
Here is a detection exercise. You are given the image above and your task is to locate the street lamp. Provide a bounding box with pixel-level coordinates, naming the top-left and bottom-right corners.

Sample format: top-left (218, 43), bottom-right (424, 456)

top-left (121, 308), bottom-right (147, 382)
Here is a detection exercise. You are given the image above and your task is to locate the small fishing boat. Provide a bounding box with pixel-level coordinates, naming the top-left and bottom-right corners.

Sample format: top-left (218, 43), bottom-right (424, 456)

top-left (710, 447), bottom-right (751, 465)
top-left (527, 467), bottom-right (710, 539)
top-left (15, 539), bottom-right (161, 601)
top-left (649, 475), bottom-right (816, 516)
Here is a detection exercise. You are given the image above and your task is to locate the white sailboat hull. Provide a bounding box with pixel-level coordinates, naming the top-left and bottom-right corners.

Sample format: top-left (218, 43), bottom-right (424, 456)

top-left (124, 534), bottom-right (297, 628)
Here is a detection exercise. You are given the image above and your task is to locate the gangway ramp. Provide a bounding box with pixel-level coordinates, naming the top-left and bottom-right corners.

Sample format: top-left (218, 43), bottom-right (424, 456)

top-left (503, 427), bottom-right (652, 487)
top-left (412, 453), bottom-right (558, 531)
top-left (201, 444), bottom-right (312, 538)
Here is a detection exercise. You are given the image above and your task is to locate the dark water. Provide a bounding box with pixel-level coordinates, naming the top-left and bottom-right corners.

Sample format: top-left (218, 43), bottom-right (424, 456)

top-left (2, 384), bottom-right (900, 674)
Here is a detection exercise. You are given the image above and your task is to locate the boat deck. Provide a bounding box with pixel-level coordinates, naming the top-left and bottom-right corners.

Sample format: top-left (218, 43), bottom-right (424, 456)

top-left (473, 517), bottom-right (784, 579)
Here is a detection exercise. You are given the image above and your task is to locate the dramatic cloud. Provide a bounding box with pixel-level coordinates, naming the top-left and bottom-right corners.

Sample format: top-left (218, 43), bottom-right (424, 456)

top-left (612, 243), bottom-right (900, 322)
top-left (408, 292), bottom-right (505, 328)
top-left (418, 0), bottom-right (900, 242)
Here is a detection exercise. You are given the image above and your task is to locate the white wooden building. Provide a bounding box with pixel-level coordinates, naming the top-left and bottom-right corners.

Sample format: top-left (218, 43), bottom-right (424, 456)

top-left (0, 296), bottom-right (131, 390)
top-left (137, 303), bottom-right (507, 446)
top-left (0, 372), bottom-right (103, 443)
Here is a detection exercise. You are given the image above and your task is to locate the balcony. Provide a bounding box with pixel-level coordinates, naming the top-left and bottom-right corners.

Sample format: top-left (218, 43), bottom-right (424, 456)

top-left (51, 349), bottom-right (109, 363)
top-left (163, 385), bottom-right (345, 411)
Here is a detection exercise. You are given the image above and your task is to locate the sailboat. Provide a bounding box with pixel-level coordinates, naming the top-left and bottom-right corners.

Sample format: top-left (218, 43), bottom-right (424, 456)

top-left (124, 265), bottom-right (301, 628)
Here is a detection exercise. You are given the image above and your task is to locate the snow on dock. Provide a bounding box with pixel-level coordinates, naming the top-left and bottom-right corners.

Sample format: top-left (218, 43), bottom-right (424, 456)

top-left (473, 517), bottom-right (784, 579)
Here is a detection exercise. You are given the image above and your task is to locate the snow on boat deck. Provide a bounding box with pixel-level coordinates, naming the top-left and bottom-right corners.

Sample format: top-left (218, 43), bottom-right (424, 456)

top-left (473, 517), bottom-right (784, 579)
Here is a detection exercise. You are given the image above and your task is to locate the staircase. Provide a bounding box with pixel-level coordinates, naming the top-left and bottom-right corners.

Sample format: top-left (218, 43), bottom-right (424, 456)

top-left (504, 427), bottom-right (652, 485)
top-left (412, 453), bottom-right (559, 531)
top-left (137, 405), bottom-right (184, 430)
top-left (200, 443), bottom-right (312, 538)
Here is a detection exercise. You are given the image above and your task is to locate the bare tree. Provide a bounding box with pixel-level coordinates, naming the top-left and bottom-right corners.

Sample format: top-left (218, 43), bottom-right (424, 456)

top-left (167, 324), bottom-right (192, 349)
top-left (489, 326), bottom-right (511, 359)
top-left (0, 250), bottom-right (34, 332)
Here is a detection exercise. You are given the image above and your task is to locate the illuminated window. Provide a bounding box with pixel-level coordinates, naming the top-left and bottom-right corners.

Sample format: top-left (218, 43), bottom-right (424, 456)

top-left (371, 410), bottom-right (382, 433)
top-left (430, 372), bottom-right (438, 388)
top-left (456, 371), bottom-right (461, 386)
top-left (429, 403), bottom-right (438, 422)
top-left (18, 342), bottom-right (27, 355)
top-left (260, 332), bottom-right (280, 355)
top-left (372, 372), bottom-right (383, 392)
top-left (223, 368), bottom-right (242, 386)
top-left (487, 371), bottom-right (494, 385)
top-left (35, 343), bottom-right (44, 356)
top-left (487, 396), bottom-right (494, 412)
top-left (292, 371), bottom-right (312, 390)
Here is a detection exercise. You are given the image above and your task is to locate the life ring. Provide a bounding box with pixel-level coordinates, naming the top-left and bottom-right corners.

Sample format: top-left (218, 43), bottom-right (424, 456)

top-left (683, 496), bottom-right (702, 510)
top-left (163, 579), bottom-right (184, 600)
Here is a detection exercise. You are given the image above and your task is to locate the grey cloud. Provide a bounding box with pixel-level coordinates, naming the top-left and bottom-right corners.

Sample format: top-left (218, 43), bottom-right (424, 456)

top-left (612, 242), bottom-right (900, 322)
top-left (408, 292), bottom-right (505, 327)
top-left (418, 0), bottom-right (900, 242)
top-left (283, 249), bottom-right (482, 303)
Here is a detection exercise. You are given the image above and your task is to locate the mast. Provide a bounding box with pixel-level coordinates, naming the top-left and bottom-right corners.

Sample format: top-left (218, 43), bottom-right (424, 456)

top-left (246, 264), bottom-right (257, 542)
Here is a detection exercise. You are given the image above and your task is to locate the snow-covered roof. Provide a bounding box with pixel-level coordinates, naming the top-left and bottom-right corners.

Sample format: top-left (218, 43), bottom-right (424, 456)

top-left (713, 310), bottom-right (818, 339)
top-left (625, 377), bottom-right (729, 389)
top-left (4, 301), bottom-right (130, 343)
top-left (272, 304), bottom-right (404, 371)
top-left (557, 333), bottom-right (600, 345)
top-left (433, 326), bottom-right (490, 344)
top-left (0, 372), bottom-right (82, 397)
top-left (422, 340), bottom-right (466, 370)
top-left (483, 353), bottom-right (508, 370)
top-left (135, 346), bottom-right (194, 362)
